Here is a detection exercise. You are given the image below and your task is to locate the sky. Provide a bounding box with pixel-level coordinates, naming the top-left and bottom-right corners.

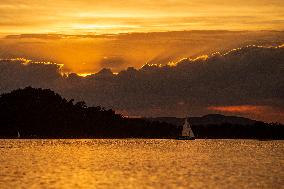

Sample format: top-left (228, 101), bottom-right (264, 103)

top-left (0, 0), bottom-right (284, 34)
top-left (0, 1), bottom-right (284, 122)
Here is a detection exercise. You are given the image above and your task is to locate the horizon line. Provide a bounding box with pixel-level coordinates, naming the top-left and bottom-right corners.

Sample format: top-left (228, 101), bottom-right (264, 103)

top-left (2, 29), bottom-right (284, 39)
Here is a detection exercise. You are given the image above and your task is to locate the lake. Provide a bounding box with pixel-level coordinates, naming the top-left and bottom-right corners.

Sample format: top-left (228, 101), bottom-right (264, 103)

top-left (0, 139), bottom-right (283, 188)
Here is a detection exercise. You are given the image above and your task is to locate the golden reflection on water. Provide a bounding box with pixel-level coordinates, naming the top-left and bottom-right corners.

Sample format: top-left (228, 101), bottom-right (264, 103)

top-left (0, 139), bottom-right (283, 189)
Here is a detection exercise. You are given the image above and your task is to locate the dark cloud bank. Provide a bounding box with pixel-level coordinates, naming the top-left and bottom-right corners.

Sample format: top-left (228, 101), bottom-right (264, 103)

top-left (0, 45), bottom-right (283, 123)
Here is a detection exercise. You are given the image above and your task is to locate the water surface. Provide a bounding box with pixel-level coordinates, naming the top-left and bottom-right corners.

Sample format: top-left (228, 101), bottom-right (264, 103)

top-left (0, 139), bottom-right (283, 188)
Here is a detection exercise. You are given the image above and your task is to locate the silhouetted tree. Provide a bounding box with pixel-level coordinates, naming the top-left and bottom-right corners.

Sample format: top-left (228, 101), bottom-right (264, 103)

top-left (0, 87), bottom-right (180, 138)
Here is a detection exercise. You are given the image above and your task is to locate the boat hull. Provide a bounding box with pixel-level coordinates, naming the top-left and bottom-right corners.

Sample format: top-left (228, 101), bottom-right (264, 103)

top-left (176, 136), bottom-right (195, 140)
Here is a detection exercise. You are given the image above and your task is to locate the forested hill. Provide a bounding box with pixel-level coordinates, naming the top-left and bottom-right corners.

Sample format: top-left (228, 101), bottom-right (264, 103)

top-left (0, 87), bottom-right (179, 138)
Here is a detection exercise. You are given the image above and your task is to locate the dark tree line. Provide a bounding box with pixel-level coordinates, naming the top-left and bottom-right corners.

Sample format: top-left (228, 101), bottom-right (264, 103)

top-left (0, 87), bottom-right (179, 138)
top-left (191, 123), bottom-right (284, 139)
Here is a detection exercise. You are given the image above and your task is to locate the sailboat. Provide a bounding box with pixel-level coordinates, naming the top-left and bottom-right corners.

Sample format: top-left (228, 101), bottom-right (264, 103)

top-left (177, 118), bottom-right (195, 140)
top-left (17, 131), bottom-right (20, 139)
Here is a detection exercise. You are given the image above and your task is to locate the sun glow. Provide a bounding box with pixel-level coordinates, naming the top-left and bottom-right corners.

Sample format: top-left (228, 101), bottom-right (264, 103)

top-left (77, 73), bottom-right (93, 77)
top-left (208, 105), bottom-right (265, 113)
top-left (0, 0), bottom-right (283, 34)
top-left (71, 24), bottom-right (140, 30)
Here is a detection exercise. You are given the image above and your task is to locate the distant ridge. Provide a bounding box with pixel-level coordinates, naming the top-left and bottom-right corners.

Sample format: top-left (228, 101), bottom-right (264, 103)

top-left (146, 114), bottom-right (257, 126)
top-left (190, 114), bottom-right (257, 126)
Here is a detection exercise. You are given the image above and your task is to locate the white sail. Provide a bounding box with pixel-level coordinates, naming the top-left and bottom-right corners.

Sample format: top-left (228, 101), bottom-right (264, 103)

top-left (17, 131), bottom-right (20, 138)
top-left (182, 118), bottom-right (195, 138)
top-left (188, 123), bottom-right (195, 138)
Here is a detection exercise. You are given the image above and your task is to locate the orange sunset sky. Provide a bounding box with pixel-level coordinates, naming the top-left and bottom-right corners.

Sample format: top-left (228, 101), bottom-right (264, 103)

top-left (0, 0), bottom-right (283, 34)
top-left (0, 0), bottom-right (284, 123)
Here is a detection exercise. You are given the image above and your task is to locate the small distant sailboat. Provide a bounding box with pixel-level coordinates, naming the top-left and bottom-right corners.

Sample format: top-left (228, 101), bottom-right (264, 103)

top-left (177, 118), bottom-right (195, 140)
top-left (17, 131), bottom-right (21, 139)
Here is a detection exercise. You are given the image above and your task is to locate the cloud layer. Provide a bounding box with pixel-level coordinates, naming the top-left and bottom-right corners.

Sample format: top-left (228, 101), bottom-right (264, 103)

top-left (0, 45), bottom-right (283, 123)
top-left (1, 31), bottom-right (284, 73)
